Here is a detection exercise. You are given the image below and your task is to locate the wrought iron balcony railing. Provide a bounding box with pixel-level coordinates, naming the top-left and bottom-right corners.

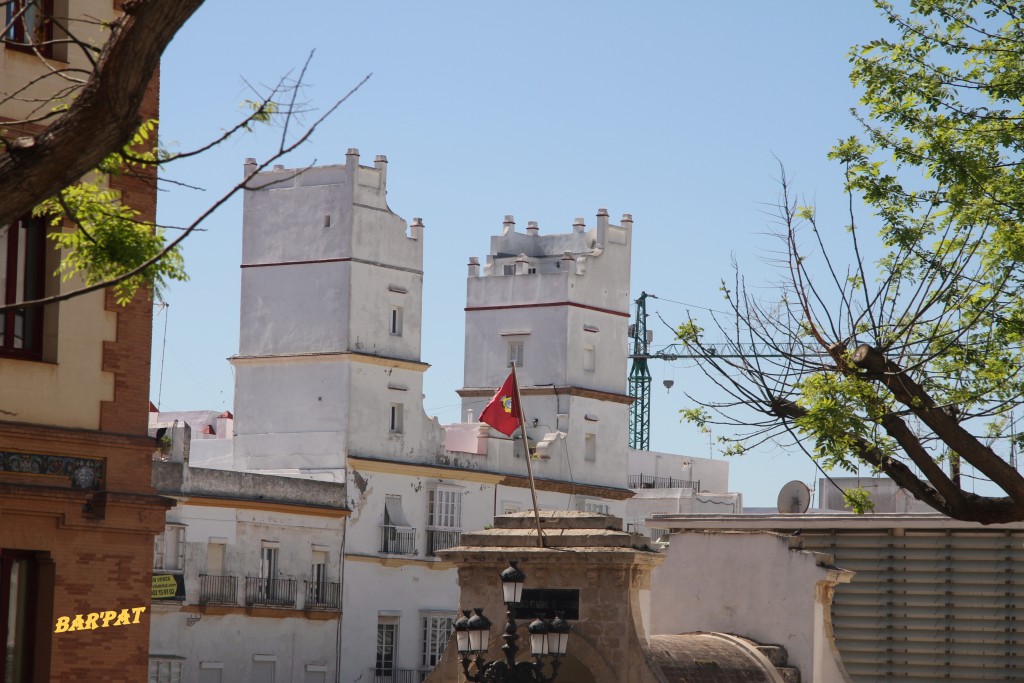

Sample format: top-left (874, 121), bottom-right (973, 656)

top-left (244, 577), bottom-right (297, 607)
top-left (304, 580), bottom-right (341, 610)
top-left (366, 668), bottom-right (418, 683)
top-left (628, 474), bottom-right (700, 490)
top-left (427, 528), bottom-right (461, 557)
top-left (380, 524), bottom-right (418, 555)
top-left (198, 574), bottom-right (237, 605)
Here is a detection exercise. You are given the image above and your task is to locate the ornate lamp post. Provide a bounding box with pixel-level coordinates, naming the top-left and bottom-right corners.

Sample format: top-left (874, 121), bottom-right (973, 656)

top-left (453, 560), bottom-right (571, 682)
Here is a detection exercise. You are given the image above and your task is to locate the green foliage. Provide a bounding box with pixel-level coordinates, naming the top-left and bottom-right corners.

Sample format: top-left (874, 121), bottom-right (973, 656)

top-left (794, 372), bottom-right (897, 471)
top-left (842, 487), bottom-right (876, 514)
top-left (687, 1), bottom-right (1024, 519)
top-left (34, 120), bottom-right (187, 305)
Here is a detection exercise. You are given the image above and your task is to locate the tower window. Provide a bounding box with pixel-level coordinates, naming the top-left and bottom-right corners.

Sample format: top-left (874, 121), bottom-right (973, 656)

top-left (389, 307), bottom-right (403, 336)
top-left (508, 341), bottom-right (524, 368)
top-left (390, 404), bottom-right (404, 433)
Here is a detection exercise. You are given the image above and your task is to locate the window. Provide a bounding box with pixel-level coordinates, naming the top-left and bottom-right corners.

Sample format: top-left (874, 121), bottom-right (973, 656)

top-left (252, 657), bottom-right (275, 683)
top-left (197, 663), bottom-right (223, 683)
top-left (583, 345), bottom-right (595, 372)
top-left (259, 545), bottom-right (278, 580)
top-left (507, 341), bottom-right (524, 368)
top-left (3, 0), bottom-right (53, 57)
top-left (148, 659), bottom-right (183, 683)
top-left (584, 433), bottom-right (597, 462)
top-left (309, 549), bottom-right (327, 602)
top-left (579, 500), bottom-right (610, 514)
top-left (421, 613), bottom-right (454, 671)
top-left (376, 618), bottom-right (398, 676)
top-left (1, 550), bottom-right (45, 683)
top-left (0, 217), bottom-right (47, 359)
top-left (389, 306), bottom-right (403, 336)
top-left (389, 404), bottom-right (404, 433)
top-left (502, 264), bottom-right (515, 276)
top-left (427, 488), bottom-right (462, 556)
top-left (311, 550), bottom-right (327, 587)
top-left (206, 542), bottom-right (225, 575)
top-left (303, 670), bottom-right (326, 683)
top-left (154, 525), bottom-right (185, 572)
top-left (381, 495), bottom-right (417, 555)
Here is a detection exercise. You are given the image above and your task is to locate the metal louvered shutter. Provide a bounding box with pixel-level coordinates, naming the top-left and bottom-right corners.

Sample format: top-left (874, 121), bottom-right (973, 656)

top-left (801, 530), bottom-right (1024, 681)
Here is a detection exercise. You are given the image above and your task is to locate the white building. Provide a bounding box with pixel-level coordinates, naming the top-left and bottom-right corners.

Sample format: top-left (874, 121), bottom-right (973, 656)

top-left (153, 150), bottom-right (739, 682)
top-left (147, 421), bottom-right (349, 683)
top-left (649, 511), bottom-right (1024, 683)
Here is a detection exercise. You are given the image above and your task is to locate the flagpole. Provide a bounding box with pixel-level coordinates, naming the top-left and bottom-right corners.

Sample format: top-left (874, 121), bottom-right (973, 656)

top-left (511, 363), bottom-right (545, 548)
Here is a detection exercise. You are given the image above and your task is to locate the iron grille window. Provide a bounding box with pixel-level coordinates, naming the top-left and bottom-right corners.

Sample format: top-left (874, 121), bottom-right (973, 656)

top-left (427, 489), bottom-right (462, 556)
top-left (420, 614), bottom-right (454, 669)
top-left (376, 620), bottom-right (398, 675)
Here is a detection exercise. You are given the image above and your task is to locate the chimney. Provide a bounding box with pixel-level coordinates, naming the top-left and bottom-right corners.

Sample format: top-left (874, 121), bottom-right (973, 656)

top-left (374, 154), bottom-right (388, 190)
top-left (410, 217), bottom-right (424, 242)
top-left (596, 208), bottom-right (609, 248)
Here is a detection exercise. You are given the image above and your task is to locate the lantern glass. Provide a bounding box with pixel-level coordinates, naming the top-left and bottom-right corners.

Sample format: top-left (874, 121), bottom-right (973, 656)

top-left (465, 608), bottom-right (492, 655)
top-left (499, 561), bottom-right (527, 605)
top-left (547, 614), bottom-right (571, 656)
top-left (547, 630), bottom-right (569, 656)
top-left (456, 629), bottom-right (471, 654)
top-left (468, 627), bottom-right (487, 654)
top-left (502, 579), bottom-right (524, 604)
top-left (528, 618), bottom-right (549, 656)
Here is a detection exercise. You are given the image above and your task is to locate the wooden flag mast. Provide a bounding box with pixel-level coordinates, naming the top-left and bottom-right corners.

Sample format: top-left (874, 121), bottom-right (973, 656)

top-left (510, 363), bottom-right (545, 548)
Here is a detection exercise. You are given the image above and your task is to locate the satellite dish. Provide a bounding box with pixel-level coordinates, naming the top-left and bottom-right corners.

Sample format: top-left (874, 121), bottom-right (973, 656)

top-left (777, 480), bottom-right (811, 514)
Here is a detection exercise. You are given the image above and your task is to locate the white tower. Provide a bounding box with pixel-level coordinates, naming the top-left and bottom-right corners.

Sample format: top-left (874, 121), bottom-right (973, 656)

top-left (231, 150), bottom-right (444, 473)
top-left (458, 210), bottom-right (634, 490)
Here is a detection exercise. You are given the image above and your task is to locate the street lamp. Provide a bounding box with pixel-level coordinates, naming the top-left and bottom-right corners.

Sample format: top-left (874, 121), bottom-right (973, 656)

top-left (454, 560), bottom-right (571, 682)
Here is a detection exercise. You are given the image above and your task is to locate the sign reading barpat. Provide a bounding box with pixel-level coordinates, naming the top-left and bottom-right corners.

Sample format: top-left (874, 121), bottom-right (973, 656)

top-left (54, 607), bottom-right (146, 633)
top-left (152, 573), bottom-right (178, 599)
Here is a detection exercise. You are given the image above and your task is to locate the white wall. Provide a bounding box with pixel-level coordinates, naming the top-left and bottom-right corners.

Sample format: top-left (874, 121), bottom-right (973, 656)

top-left (628, 449), bottom-right (730, 493)
top-left (150, 505), bottom-right (345, 683)
top-left (650, 531), bottom-right (850, 683)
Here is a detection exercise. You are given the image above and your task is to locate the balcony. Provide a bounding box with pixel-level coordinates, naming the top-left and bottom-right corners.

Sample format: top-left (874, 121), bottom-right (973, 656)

top-left (380, 525), bottom-right (418, 555)
top-left (366, 669), bottom-right (420, 683)
top-left (304, 580), bottom-right (341, 610)
top-left (198, 574), bottom-right (237, 605)
top-left (427, 529), bottom-right (461, 557)
top-left (244, 577), bottom-right (297, 607)
top-left (628, 474), bottom-right (700, 490)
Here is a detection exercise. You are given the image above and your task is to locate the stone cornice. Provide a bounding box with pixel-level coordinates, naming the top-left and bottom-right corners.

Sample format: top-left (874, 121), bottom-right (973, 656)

top-left (347, 455), bottom-right (635, 501)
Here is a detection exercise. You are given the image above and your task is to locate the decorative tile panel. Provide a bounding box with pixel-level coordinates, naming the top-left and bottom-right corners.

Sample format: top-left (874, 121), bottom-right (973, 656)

top-left (0, 451), bottom-right (105, 490)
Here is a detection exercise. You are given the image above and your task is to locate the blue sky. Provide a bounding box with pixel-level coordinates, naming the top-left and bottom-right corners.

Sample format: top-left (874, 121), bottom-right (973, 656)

top-left (151, 2), bottom-right (894, 507)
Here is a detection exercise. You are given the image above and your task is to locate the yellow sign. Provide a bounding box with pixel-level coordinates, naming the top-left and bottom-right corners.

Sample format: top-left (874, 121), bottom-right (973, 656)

top-left (54, 607), bottom-right (146, 633)
top-left (152, 574), bottom-right (178, 599)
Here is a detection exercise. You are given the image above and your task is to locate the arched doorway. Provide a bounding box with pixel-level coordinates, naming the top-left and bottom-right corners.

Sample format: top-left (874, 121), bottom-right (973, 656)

top-left (551, 653), bottom-right (598, 683)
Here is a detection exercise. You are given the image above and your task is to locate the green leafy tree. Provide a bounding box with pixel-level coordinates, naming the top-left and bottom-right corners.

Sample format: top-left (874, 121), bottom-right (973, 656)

top-left (680, 0), bottom-right (1024, 523)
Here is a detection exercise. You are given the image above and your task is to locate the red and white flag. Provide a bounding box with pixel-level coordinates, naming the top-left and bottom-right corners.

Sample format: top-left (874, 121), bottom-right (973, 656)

top-left (479, 370), bottom-right (521, 436)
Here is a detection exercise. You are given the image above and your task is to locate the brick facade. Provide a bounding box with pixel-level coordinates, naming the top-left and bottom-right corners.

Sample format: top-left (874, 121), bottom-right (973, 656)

top-left (0, 4), bottom-right (168, 681)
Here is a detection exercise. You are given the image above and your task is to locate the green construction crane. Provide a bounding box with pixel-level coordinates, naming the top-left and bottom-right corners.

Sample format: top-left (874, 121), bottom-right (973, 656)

top-left (627, 292), bottom-right (653, 450)
top-left (627, 292), bottom-right (689, 450)
top-left (627, 292), bottom-right (828, 449)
